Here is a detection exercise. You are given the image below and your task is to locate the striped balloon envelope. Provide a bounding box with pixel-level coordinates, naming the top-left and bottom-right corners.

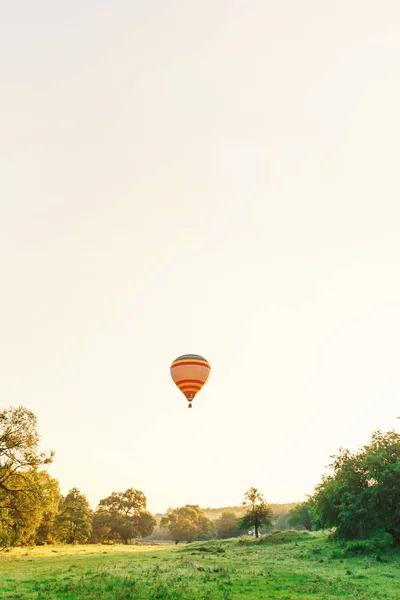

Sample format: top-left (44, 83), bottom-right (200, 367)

top-left (170, 354), bottom-right (211, 408)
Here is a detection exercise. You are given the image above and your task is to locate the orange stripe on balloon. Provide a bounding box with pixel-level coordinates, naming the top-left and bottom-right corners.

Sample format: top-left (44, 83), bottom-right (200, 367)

top-left (178, 385), bottom-right (202, 391)
top-left (171, 361), bottom-right (210, 368)
top-left (174, 379), bottom-right (206, 385)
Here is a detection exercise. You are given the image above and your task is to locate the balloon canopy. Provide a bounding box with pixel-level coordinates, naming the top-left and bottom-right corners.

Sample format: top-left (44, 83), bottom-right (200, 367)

top-left (170, 354), bottom-right (211, 408)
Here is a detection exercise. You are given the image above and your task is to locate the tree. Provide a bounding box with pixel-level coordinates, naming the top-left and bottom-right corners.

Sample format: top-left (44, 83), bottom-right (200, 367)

top-left (160, 505), bottom-right (212, 544)
top-left (135, 511), bottom-right (157, 538)
top-left (287, 501), bottom-right (314, 531)
top-left (31, 472), bottom-right (61, 545)
top-left (55, 488), bottom-right (92, 544)
top-left (0, 407), bottom-right (56, 547)
top-left (91, 512), bottom-right (112, 544)
top-left (97, 488), bottom-right (147, 518)
top-left (215, 510), bottom-right (241, 539)
top-left (238, 487), bottom-right (273, 538)
top-left (94, 488), bottom-right (155, 544)
top-left (0, 470), bottom-right (60, 547)
top-left (312, 430), bottom-right (400, 542)
top-left (34, 475), bottom-right (61, 545)
top-left (0, 406), bottom-right (53, 491)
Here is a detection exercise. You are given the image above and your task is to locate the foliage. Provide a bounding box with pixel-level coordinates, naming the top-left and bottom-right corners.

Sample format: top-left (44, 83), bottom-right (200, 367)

top-left (135, 510), bottom-right (157, 538)
top-left (238, 487), bottom-right (273, 538)
top-left (0, 406), bottom-right (54, 483)
top-left (97, 488), bottom-right (147, 517)
top-left (334, 533), bottom-right (395, 557)
top-left (55, 488), bottom-right (92, 544)
top-left (287, 500), bottom-right (315, 530)
top-left (146, 503), bottom-right (298, 541)
top-left (312, 430), bottom-right (400, 541)
top-left (0, 470), bottom-right (60, 547)
top-left (93, 488), bottom-right (155, 544)
top-left (215, 510), bottom-right (241, 539)
top-left (91, 512), bottom-right (113, 543)
top-left (197, 503), bottom-right (297, 522)
top-left (0, 407), bottom-right (56, 547)
top-left (160, 505), bottom-right (212, 543)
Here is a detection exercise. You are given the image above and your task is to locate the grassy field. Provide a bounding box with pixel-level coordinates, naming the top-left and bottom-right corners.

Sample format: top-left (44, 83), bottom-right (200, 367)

top-left (1, 531), bottom-right (399, 599)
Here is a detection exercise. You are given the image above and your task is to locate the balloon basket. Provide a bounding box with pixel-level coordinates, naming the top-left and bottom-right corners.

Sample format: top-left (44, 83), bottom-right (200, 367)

top-left (188, 402), bottom-right (192, 408)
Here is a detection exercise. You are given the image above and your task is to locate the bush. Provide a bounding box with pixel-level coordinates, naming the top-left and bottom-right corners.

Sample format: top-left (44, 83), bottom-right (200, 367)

top-left (341, 534), bottom-right (395, 555)
top-left (257, 530), bottom-right (313, 545)
top-left (329, 533), bottom-right (395, 558)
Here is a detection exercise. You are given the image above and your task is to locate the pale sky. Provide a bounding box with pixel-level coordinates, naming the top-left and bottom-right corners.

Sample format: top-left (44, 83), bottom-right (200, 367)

top-left (1, 0), bottom-right (400, 514)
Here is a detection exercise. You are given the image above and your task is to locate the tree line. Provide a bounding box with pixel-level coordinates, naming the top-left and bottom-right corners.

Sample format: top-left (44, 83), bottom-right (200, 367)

top-left (2, 405), bottom-right (400, 547)
top-left (0, 407), bottom-right (156, 547)
top-left (0, 406), bottom-right (273, 547)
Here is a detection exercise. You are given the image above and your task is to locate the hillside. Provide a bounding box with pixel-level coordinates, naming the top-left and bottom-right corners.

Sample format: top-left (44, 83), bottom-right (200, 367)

top-left (146, 503), bottom-right (299, 540)
top-left (202, 503), bottom-right (299, 520)
top-left (154, 502), bottom-right (298, 522)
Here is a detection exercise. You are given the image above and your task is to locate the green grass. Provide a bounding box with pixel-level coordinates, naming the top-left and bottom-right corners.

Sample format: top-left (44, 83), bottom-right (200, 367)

top-left (1, 531), bottom-right (399, 599)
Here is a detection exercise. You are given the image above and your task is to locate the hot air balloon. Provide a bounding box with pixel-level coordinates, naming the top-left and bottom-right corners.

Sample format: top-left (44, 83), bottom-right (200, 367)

top-left (170, 354), bottom-right (211, 408)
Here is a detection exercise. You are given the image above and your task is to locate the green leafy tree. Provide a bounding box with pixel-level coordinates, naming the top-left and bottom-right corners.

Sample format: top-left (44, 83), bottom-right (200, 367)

top-left (94, 488), bottom-right (155, 544)
top-left (91, 512), bottom-right (112, 544)
top-left (160, 505), bottom-right (211, 544)
top-left (135, 510), bottom-right (157, 538)
top-left (287, 501), bottom-right (314, 531)
top-left (32, 472), bottom-right (61, 545)
top-left (0, 470), bottom-right (60, 547)
top-left (0, 407), bottom-right (54, 479)
top-left (55, 488), bottom-right (92, 544)
top-left (215, 510), bottom-right (241, 539)
top-left (97, 488), bottom-right (147, 517)
top-left (238, 487), bottom-right (273, 538)
top-left (0, 407), bottom-right (56, 547)
top-left (312, 430), bottom-right (400, 541)
top-left (107, 517), bottom-right (136, 543)
top-left (0, 406), bottom-right (53, 494)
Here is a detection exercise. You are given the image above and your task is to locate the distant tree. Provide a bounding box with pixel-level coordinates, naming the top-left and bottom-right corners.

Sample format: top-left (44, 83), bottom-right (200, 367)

top-left (35, 484), bottom-right (61, 545)
top-left (135, 510), bottom-right (157, 538)
top-left (272, 513), bottom-right (289, 531)
top-left (108, 517), bottom-right (136, 544)
top-left (287, 501), bottom-right (314, 531)
top-left (97, 488), bottom-right (147, 518)
top-left (311, 430), bottom-right (400, 542)
top-left (215, 510), bottom-right (241, 539)
top-left (55, 488), bottom-right (92, 544)
top-left (238, 487), bottom-right (273, 538)
top-left (94, 488), bottom-right (155, 544)
top-left (91, 512), bottom-right (112, 544)
top-left (160, 505), bottom-right (212, 544)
